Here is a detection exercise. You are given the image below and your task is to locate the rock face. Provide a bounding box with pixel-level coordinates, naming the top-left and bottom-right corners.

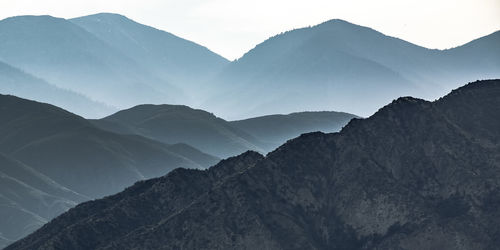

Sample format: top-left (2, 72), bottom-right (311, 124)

top-left (7, 80), bottom-right (500, 250)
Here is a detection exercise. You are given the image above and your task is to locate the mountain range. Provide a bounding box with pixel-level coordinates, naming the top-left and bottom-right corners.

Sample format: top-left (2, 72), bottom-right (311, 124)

top-left (7, 79), bottom-right (500, 249)
top-left (0, 11), bottom-right (499, 249)
top-left (0, 94), bottom-right (219, 247)
top-left (0, 94), bottom-right (356, 248)
top-left (91, 104), bottom-right (266, 158)
top-left (203, 20), bottom-right (500, 119)
top-left (0, 61), bottom-right (113, 117)
top-left (230, 111), bottom-right (358, 150)
top-left (0, 14), bottom-right (228, 117)
top-left (0, 14), bottom-right (499, 119)
top-left (91, 105), bottom-right (358, 158)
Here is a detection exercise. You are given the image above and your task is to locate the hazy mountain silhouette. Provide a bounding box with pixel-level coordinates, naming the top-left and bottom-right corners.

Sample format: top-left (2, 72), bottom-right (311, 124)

top-left (438, 31), bottom-right (500, 83)
top-left (230, 111), bottom-right (359, 149)
top-left (203, 20), bottom-right (500, 119)
top-left (0, 94), bottom-right (219, 247)
top-left (92, 105), bottom-right (358, 157)
top-left (71, 13), bottom-right (229, 101)
top-left (1, 14), bottom-right (498, 120)
top-left (0, 15), bottom-right (184, 116)
top-left (0, 60), bottom-right (114, 117)
top-left (92, 104), bottom-right (266, 158)
top-left (8, 79), bottom-right (500, 249)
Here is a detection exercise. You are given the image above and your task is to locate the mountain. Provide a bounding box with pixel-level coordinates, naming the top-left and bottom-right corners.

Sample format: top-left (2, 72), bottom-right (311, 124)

top-left (2, 14), bottom-right (497, 120)
top-left (230, 111), bottom-right (359, 149)
top-left (92, 104), bottom-right (266, 158)
top-left (0, 14), bottom-right (230, 117)
top-left (8, 79), bottom-right (500, 249)
top-left (70, 13), bottom-right (229, 101)
top-left (0, 15), bottom-right (184, 115)
top-left (0, 95), bottom-right (219, 198)
top-left (203, 20), bottom-right (500, 119)
top-left (92, 105), bottom-right (358, 157)
top-left (0, 60), bottom-right (114, 117)
top-left (0, 94), bottom-right (219, 247)
top-left (0, 153), bottom-right (87, 248)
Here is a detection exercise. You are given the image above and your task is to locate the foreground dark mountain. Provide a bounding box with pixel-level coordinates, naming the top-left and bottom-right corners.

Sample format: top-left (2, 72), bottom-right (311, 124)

top-left (204, 20), bottom-right (500, 119)
top-left (0, 95), bottom-right (218, 247)
top-left (9, 80), bottom-right (500, 249)
top-left (230, 111), bottom-right (358, 149)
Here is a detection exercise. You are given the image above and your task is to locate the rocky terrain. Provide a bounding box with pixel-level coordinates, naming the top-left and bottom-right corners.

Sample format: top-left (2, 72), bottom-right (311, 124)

top-left (7, 79), bottom-right (500, 249)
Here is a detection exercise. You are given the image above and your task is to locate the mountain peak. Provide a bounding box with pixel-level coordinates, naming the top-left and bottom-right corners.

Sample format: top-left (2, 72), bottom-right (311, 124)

top-left (318, 18), bottom-right (354, 26)
top-left (73, 12), bottom-right (132, 23)
top-left (0, 15), bottom-right (65, 24)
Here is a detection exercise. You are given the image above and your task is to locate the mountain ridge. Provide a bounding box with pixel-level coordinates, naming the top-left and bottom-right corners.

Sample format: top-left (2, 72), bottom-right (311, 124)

top-left (0, 94), bottom-right (220, 247)
top-left (203, 19), bottom-right (500, 119)
top-left (8, 79), bottom-right (500, 249)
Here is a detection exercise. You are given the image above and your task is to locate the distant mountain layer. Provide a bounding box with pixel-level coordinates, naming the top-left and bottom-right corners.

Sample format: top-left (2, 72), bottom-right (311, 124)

top-left (8, 79), bottom-right (500, 249)
top-left (203, 20), bottom-right (500, 119)
top-left (0, 14), bottom-right (229, 117)
top-left (1, 14), bottom-right (499, 119)
top-left (230, 111), bottom-right (358, 149)
top-left (92, 105), bottom-right (358, 158)
top-left (70, 13), bottom-right (229, 100)
top-left (0, 61), bottom-right (114, 117)
top-left (92, 104), bottom-right (267, 158)
top-left (0, 94), bottom-right (219, 248)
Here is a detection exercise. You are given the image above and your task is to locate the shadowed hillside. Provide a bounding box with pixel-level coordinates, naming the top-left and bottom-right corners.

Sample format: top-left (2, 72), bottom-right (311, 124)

top-left (9, 80), bottom-right (500, 249)
top-left (0, 95), bottom-right (219, 248)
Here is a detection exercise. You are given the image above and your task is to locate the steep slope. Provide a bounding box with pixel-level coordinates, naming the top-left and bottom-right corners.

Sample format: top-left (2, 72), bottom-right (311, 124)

top-left (439, 31), bottom-right (500, 83)
top-left (0, 94), bottom-right (219, 247)
top-left (230, 111), bottom-right (358, 149)
top-left (71, 13), bottom-right (229, 101)
top-left (0, 95), bottom-right (219, 247)
top-left (0, 60), bottom-right (114, 117)
top-left (9, 79), bottom-right (500, 250)
top-left (92, 104), bottom-right (266, 158)
top-left (204, 20), bottom-right (500, 119)
top-left (0, 15), bottom-right (183, 115)
top-left (0, 95), bottom-right (217, 198)
top-left (0, 154), bottom-right (86, 249)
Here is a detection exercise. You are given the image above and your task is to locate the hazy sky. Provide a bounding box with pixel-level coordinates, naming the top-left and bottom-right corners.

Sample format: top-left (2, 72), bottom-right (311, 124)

top-left (0, 0), bottom-right (499, 60)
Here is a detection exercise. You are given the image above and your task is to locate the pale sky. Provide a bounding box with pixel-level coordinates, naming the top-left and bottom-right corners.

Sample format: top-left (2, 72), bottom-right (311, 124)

top-left (0, 0), bottom-right (499, 60)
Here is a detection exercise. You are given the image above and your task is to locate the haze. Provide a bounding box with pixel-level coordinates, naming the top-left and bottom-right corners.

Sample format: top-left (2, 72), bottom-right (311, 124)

top-left (0, 0), bottom-right (498, 60)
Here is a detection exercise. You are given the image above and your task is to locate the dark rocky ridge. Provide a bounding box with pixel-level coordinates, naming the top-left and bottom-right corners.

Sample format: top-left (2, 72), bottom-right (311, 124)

top-left (7, 80), bottom-right (500, 249)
